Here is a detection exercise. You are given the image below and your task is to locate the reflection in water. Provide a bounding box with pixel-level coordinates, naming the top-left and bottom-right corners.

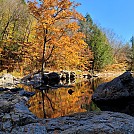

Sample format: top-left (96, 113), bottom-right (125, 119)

top-left (22, 77), bottom-right (114, 119)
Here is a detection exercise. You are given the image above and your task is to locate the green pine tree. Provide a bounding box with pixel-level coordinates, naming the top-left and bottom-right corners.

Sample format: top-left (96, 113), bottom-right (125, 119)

top-left (79, 13), bottom-right (113, 71)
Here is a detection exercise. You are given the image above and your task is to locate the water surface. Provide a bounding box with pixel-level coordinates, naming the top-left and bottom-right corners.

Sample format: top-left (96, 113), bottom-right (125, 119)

top-left (23, 77), bottom-right (114, 118)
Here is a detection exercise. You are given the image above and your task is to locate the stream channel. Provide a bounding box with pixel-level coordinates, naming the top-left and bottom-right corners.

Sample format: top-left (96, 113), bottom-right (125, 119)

top-left (21, 77), bottom-right (114, 119)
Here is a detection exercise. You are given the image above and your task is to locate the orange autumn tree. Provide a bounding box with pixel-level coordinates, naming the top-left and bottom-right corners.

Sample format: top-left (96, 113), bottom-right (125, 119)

top-left (28, 0), bottom-right (91, 73)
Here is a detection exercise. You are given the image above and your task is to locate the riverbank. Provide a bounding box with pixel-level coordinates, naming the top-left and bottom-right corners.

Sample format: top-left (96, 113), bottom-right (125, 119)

top-left (96, 71), bottom-right (126, 77)
top-left (0, 71), bottom-right (134, 134)
top-left (0, 88), bottom-right (134, 134)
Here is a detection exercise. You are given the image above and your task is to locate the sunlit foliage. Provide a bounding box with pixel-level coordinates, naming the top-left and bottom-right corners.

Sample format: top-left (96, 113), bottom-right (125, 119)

top-left (0, 0), bottom-right (32, 72)
top-left (27, 0), bottom-right (92, 72)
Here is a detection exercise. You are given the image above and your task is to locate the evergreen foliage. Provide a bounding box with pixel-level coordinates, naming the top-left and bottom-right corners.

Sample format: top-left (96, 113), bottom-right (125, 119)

top-left (129, 36), bottom-right (134, 71)
top-left (79, 14), bottom-right (113, 70)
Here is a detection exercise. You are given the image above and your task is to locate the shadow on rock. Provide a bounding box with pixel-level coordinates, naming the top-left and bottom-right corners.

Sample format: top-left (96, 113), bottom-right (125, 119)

top-left (92, 71), bottom-right (134, 116)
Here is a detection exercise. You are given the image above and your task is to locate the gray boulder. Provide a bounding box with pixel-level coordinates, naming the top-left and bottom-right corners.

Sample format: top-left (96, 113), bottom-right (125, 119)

top-left (92, 71), bottom-right (134, 116)
top-left (92, 72), bottom-right (134, 100)
top-left (0, 90), bottom-right (47, 134)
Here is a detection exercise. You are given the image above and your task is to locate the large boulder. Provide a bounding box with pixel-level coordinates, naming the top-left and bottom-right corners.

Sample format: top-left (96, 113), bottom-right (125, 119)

top-left (32, 73), bottom-right (49, 85)
top-left (47, 72), bottom-right (60, 86)
top-left (21, 72), bottom-right (60, 87)
top-left (92, 71), bottom-right (134, 116)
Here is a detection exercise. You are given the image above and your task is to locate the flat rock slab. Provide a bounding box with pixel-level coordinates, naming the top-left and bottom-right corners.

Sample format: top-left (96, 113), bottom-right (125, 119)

top-left (45, 111), bottom-right (134, 134)
top-left (9, 123), bottom-right (47, 134)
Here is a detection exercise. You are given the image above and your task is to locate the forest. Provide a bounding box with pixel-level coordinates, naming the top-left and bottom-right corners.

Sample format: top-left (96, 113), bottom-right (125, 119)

top-left (0, 0), bottom-right (133, 75)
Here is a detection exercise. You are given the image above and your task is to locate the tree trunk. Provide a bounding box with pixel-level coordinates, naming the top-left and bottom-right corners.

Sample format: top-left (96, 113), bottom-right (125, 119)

top-left (41, 28), bottom-right (48, 73)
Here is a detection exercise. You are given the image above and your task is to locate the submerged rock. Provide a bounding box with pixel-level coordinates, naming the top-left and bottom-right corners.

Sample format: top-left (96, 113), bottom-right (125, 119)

top-left (68, 89), bottom-right (74, 95)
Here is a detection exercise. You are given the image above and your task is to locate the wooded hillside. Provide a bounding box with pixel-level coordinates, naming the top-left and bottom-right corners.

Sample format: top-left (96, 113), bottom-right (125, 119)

top-left (0, 0), bottom-right (132, 75)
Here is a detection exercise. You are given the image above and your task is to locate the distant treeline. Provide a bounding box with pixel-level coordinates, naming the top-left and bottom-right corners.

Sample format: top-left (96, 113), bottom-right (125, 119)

top-left (0, 0), bottom-right (132, 75)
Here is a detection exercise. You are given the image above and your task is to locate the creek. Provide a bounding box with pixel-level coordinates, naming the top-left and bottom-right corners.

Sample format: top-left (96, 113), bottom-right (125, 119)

top-left (21, 77), bottom-right (115, 119)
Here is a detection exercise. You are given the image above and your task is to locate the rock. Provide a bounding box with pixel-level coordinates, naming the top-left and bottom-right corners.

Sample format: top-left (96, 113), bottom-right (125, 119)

top-left (0, 87), bottom-right (134, 134)
top-left (48, 72), bottom-right (60, 86)
top-left (10, 88), bottom-right (23, 92)
top-left (70, 72), bottom-right (75, 80)
top-left (92, 72), bottom-right (134, 101)
top-left (10, 123), bottom-right (47, 134)
top-left (60, 71), bottom-right (75, 81)
top-left (0, 92), bottom-right (16, 113)
top-left (0, 74), bottom-right (20, 88)
top-left (0, 87), bottom-right (9, 91)
top-left (31, 73), bottom-right (48, 86)
top-left (0, 90), bottom-right (45, 134)
top-left (60, 72), bottom-right (66, 81)
top-left (19, 90), bottom-right (35, 97)
top-left (83, 74), bottom-right (92, 79)
top-left (21, 72), bottom-right (61, 87)
top-left (1, 73), bottom-right (14, 83)
top-left (68, 89), bottom-right (74, 95)
top-left (42, 73), bottom-right (49, 85)
top-left (0, 100), bottom-right (14, 113)
top-left (92, 71), bottom-right (134, 116)
top-left (45, 111), bottom-right (134, 134)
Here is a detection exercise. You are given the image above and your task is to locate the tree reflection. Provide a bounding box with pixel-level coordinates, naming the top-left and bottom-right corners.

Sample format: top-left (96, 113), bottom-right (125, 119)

top-left (22, 77), bottom-right (114, 119)
top-left (41, 90), bottom-right (46, 118)
top-left (41, 90), bottom-right (55, 118)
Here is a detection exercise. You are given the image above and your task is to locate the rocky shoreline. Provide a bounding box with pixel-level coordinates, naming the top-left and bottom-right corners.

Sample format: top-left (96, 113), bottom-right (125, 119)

top-left (0, 72), bottom-right (134, 133)
top-left (0, 87), bottom-right (133, 134)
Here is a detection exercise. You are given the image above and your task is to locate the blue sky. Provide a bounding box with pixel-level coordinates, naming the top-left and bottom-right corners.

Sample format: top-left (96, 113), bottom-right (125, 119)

top-left (75, 0), bottom-right (134, 43)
